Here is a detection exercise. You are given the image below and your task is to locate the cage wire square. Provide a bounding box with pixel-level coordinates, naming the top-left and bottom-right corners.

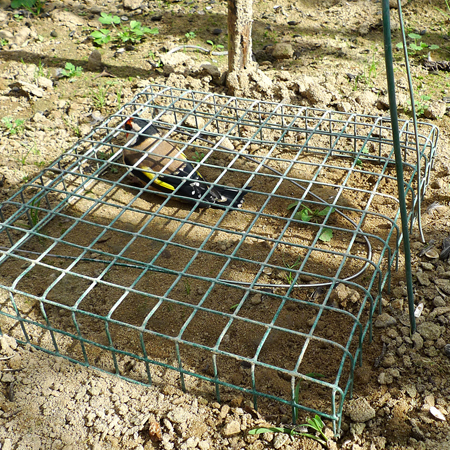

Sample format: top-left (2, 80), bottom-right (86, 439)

top-left (0, 84), bottom-right (439, 432)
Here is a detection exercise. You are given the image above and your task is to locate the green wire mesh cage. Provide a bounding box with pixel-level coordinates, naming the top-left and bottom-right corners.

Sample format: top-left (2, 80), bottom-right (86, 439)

top-left (0, 85), bottom-right (439, 432)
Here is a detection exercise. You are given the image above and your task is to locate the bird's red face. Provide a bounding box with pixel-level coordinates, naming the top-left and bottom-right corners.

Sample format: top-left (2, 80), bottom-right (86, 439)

top-left (124, 118), bottom-right (134, 139)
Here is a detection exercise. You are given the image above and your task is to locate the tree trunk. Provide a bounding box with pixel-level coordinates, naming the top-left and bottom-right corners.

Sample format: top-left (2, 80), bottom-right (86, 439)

top-left (227, 0), bottom-right (254, 73)
top-left (226, 0), bottom-right (261, 95)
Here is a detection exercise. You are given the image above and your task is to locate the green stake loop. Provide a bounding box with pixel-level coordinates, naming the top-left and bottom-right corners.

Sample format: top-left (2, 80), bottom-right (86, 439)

top-left (382, 0), bottom-right (416, 332)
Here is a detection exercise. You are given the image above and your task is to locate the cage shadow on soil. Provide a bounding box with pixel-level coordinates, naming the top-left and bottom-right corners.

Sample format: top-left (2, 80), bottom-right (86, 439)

top-left (0, 85), bottom-right (439, 432)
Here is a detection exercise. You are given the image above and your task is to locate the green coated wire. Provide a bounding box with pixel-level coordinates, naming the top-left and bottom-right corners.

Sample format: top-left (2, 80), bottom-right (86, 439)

top-left (396, 0), bottom-right (425, 244)
top-left (381, 0), bottom-right (416, 332)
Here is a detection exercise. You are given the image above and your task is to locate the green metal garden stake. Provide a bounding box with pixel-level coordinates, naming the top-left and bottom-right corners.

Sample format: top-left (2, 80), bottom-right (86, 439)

top-left (381, 0), bottom-right (416, 333)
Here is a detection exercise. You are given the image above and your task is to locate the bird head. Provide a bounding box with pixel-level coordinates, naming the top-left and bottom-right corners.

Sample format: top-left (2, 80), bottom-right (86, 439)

top-left (124, 117), bottom-right (158, 138)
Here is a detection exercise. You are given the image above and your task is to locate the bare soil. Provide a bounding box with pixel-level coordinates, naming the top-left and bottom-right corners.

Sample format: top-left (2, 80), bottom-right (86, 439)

top-left (2, 0), bottom-right (450, 449)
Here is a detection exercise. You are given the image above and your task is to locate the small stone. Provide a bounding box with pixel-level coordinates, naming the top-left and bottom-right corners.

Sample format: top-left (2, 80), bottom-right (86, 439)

top-left (350, 422), bottom-right (366, 436)
top-left (212, 28), bottom-right (223, 35)
top-left (87, 50), bottom-right (102, 71)
top-left (388, 368), bottom-right (400, 378)
top-left (420, 262), bottom-right (435, 271)
top-left (417, 322), bottom-right (443, 340)
top-left (424, 102), bottom-right (446, 120)
top-left (381, 354), bottom-right (396, 368)
top-left (397, 343), bottom-right (407, 356)
top-left (272, 43), bottom-right (294, 60)
top-left (2, 439), bottom-right (12, 450)
top-left (433, 296), bottom-right (446, 307)
top-left (223, 420), bottom-right (241, 436)
top-left (416, 272), bottom-right (430, 286)
top-left (405, 384), bottom-right (417, 398)
top-left (199, 63), bottom-right (221, 83)
top-left (390, 299), bottom-right (403, 310)
top-left (287, 21), bottom-right (298, 26)
top-left (50, 30), bottom-right (58, 37)
top-left (168, 407), bottom-right (190, 423)
top-left (434, 279), bottom-right (450, 295)
top-left (378, 372), bottom-right (393, 385)
top-left (374, 313), bottom-right (397, 328)
top-left (9, 80), bottom-right (44, 98)
top-left (250, 294), bottom-right (262, 305)
top-left (88, 385), bottom-right (101, 396)
top-left (123, 0), bottom-right (142, 10)
top-left (411, 332), bottom-right (424, 350)
top-left (9, 355), bottom-right (22, 370)
top-left (358, 24), bottom-right (370, 36)
top-left (185, 437), bottom-right (198, 448)
top-left (429, 306), bottom-right (450, 319)
top-left (392, 286), bottom-right (407, 297)
top-left (347, 398), bottom-right (376, 422)
top-left (220, 404), bottom-right (230, 419)
top-left (273, 433), bottom-right (289, 449)
top-left (0, 30), bottom-right (14, 41)
top-left (443, 344), bottom-right (450, 357)
top-left (423, 394), bottom-right (435, 410)
top-left (355, 91), bottom-right (378, 107)
top-left (1, 373), bottom-right (14, 383)
top-left (37, 76), bottom-right (53, 89)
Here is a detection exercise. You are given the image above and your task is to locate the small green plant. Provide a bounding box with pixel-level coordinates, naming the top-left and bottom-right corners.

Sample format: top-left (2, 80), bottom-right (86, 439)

top-left (30, 198), bottom-right (41, 227)
top-left (91, 14), bottom-right (158, 46)
top-left (18, 139), bottom-right (39, 166)
top-left (91, 82), bottom-right (111, 110)
top-left (193, 150), bottom-right (205, 162)
top-left (206, 40), bottom-right (224, 52)
top-left (148, 51), bottom-right (163, 68)
top-left (355, 145), bottom-right (370, 166)
top-left (352, 50), bottom-right (379, 89)
top-left (63, 117), bottom-right (81, 137)
top-left (396, 33), bottom-right (439, 56)
top-left (91, 29), bottom-right (111, 46)
top-left (183, 279), bottom-right (191, 296)
top-left (1, 116), bottom-right (25, 135)
top-left (34, 60), bottom-right (47, 80)
top-left (60, 62), bottom-right (83, 78)
top-left (0, 38), bottom-right (8, 46)
top-left (11, 0), bottom-right (46, 16)
top-left (98, 12), bottom-right (121, 26)
top-left (13, 13), bottom-right (23, 21)
top-left (287, 203), bottom-right (335, 242)
top-left (98, 150), bottom-right (118, 173)
top-left (263, 29), bottom-right (279, 44)
top-left (118, 21), bottom-right (158, 44)
top-left (91, 13), bottom-right (120, 46)
top-left (249, 414), bottom-right (328, 446)
top-left (283, 255), bottom-right (302, 285)
top-left (185, 31), bottom-right (196, 41)
top-left (407, 94), bottom-right (431, 117)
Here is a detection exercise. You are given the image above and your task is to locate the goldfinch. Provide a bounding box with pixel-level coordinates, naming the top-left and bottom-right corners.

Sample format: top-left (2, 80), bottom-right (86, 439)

top-left (123, 117), bottom-right (247, 209)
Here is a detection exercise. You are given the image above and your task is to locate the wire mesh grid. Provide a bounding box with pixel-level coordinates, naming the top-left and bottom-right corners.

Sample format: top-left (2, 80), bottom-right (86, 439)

top-left (0, 85), bottom-right (439, 431)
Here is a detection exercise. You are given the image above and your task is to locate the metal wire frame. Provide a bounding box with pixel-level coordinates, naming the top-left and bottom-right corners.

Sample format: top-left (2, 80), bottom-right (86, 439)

top-left (0, 85), bottom-right (438, 433)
